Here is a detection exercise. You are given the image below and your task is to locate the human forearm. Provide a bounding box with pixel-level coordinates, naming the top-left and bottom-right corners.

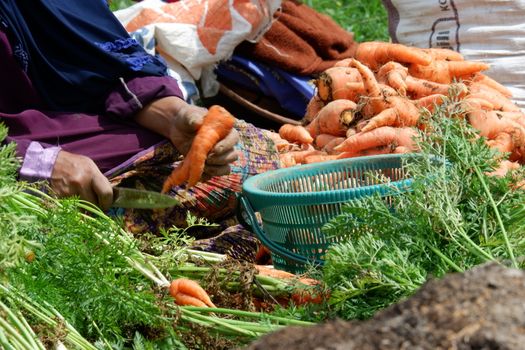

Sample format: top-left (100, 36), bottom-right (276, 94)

top-left (105, 76), bottom-right (184, 119)
top-left (133, 95), bottom-right (189, 140)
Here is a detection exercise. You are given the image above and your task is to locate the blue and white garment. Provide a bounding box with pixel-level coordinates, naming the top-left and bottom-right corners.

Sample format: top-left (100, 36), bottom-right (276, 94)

top-left (0, 0), bottom-right (168, 113)
top-left (129, 26), bottom-right (201, 104)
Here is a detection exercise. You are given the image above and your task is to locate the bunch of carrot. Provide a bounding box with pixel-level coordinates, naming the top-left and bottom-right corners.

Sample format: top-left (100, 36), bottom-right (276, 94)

top-left (274, 41), bottom-right (525, 175)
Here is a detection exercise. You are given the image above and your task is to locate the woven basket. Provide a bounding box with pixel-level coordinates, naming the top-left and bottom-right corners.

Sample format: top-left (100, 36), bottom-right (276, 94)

top-left (239, 154), bottom-right (418, 273)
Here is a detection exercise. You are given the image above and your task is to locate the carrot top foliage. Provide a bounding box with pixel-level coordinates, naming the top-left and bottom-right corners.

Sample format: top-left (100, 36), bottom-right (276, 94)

top-left (322, 91), bottom-right (525, 320)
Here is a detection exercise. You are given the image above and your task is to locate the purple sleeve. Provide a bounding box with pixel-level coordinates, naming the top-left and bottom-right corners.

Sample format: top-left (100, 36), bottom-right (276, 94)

top-left (104, 75), bottom-right (184, 118)
top-left (19, 141), bottom-right (61, 182)
top-left (11, 75), bottom-right (183, 180)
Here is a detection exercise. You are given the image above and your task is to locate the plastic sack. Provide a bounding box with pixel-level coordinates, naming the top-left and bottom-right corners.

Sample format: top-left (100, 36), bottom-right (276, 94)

top-left (115, 0), bottom-right (281, 97)
top-left (383, 0), bottom-right (525, 109)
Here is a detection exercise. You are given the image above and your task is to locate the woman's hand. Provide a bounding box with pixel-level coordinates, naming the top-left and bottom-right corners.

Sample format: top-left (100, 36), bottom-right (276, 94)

top-left (50, 150), bottom-right (114, 210)
top-left (134, 96), bottom-right (239, 177)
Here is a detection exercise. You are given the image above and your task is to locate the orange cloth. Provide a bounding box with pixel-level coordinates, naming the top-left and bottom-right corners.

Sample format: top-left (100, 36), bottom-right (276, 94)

top-left (235, 0), bottom-right (358, 75)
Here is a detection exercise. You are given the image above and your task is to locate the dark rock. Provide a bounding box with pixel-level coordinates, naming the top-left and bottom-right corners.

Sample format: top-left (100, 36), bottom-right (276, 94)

top-left (246, 263), bottom-right (525, 350)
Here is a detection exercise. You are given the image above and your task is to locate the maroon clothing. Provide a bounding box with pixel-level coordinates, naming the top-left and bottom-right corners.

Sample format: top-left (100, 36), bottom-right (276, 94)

top-left (0, 29), bottom-right (183, 176)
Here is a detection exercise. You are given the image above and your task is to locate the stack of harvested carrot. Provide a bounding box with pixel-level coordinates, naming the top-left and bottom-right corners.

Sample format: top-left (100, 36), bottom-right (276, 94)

top-left (274, 41), bottom-right (525, 175)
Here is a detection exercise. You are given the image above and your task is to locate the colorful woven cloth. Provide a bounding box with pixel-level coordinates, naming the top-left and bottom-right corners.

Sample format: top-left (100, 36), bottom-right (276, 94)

top-left (108, 120), bottom-right (280, 260)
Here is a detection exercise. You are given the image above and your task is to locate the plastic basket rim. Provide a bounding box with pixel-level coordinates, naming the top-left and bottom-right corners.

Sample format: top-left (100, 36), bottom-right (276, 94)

top-left (242, 153), bottom-right (420, 203)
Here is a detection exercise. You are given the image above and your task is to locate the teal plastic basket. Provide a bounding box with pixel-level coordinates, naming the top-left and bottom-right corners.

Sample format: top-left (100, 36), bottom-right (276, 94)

top-left (239, 153), bottom-right (418, 273)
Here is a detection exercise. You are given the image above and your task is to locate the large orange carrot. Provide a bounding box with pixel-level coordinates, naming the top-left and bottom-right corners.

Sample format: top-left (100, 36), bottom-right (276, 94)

top-left (315, 67), bottom-right (364, 102)
top-left (361, 102), bottom-right (421, 132)
top-left (355, 42), bottom-right (432, 70)
top-left (346, 127), bottom-right (357, 138)
top-left (315, 134), bottom-right (340, 149)
top-left (406, 76), bottom-right (452, 99)
top-left (303, 95), bottom-right (325, 123)
top-left (423, 48), bottom-right (464, 61)
top-left (416, 94), bottom-right (446, 112)
top-left (377, 62), bottom-right (408, 95)
top-left (281, 149), bottom-right (325, 166)
top-left (347, 59), bottom-right (385, 115)
top-left (409, 60), bottom-right (489, 84)
top-left (333, 58), bottom-right (353, 67)
top-left (487, 132), bottom-right (515, 154)
top-left (305, 99), bottom-right (357, 137)
top-left (348, 59), bottom-right (421, 131)
top-left (162, 105), bottom-right (235, 192)
top-left (468, 109), bottom-right (525, 140)
top-left (337, 145), bottom-right (401, 159)
top-left (334, 126), bottom-right (419, 154)
top-left (323, 137), bottom-right (346, 154)
top-left (172, 293), bottom-right (208, 308)
top-left (279, 124), bottom-right (314, 144)
top-left (279, 153), bottom-right (297, 168)
top-left (467, 73), bottom-right (512, 98)
top-left (304, 154), bottom-right (339, 164)
top-left (170, 278), bottom-right (216, 308)
top-left (488, 160), bottom-right (520, 177)
top-left (468, 82), bottom-right (521, 112)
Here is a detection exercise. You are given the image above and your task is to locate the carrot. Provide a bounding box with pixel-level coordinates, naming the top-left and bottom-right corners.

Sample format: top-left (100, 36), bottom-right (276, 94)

top-left (355, 41), bottom-right (432, 70)
top-left (172, 293), bottom-right (209, 308)
top-left (288, 149), bottom-right (325, 164)
top-left (487, 160), bottom-right (520, 177)
top-left (334, 126), bottom-right (419, 154)
top-left (279, 124), bottom-right (314, 144)
top-left (467, 73), bottom-right (512, 98)
top-left (315, 134), bottom-right (340, 149)
top-left (304, 154), bottom-right (339, 164)
top-left (346, 127), bottom-right (357, 138)
top-left (355, 119), bottom-right (369, 133)
top-left (348, 59), bottom-right (458, 131)
top-left (255, 266), bottom-right (327, 305)
top-left (323, 137), bottom-right (346, 154)
top-left (377, 61), bottom-right (408, 95)
top-left (487, 132), bottom-right (515, 154)
top-left (361, 99), bottom-right (420, 132)
top-left (406, 76), bottom-right (453, 98)
top-left (170, 278), bottom-right (216, 308)
top-left (337, 145), bottom-right (399, 158)
top-left (279, 153), bottom-right (297, 168)
top-left (255, 266), bottom-right (319, 286)
top-left (467, 109), bottom-right (518, 139)
top-left (162, 105), bottom-right (235, 192)
top-left (333, 58), bottom-right (353, 67)
top-left (347, 58), bottom-right (386, 114)
top-left (409, 60), bottom-right (489, 84)
top-left (460, 97), bottom-right (495, 112)
top-left (494, 111), bottom-right (525, 129)
top-left (468, 82), bottom-right (521, 112)
top-left (305, 99), bottom-right (357, 137)
top-left (315, 67), bottom-right (364, 102)
top-left (467, 108), bottom-right (525, 160)
top-left (423, 48), bottom-right (464, 61)
top-left (303, 95), bottom-right (325, 124)
top-left (416, 94), bottom-right (446, 112)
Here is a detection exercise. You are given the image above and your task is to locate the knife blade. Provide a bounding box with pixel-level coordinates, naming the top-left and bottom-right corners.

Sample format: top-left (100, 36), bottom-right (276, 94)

top-left (112, 187), bottom-right (179, 209)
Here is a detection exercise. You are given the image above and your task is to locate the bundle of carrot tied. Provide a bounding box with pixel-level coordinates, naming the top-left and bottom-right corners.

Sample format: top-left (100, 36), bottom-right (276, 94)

top-left (273, 41), bottom-right (525, 176)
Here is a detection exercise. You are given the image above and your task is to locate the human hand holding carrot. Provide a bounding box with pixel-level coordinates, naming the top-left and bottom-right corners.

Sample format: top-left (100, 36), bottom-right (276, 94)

top-left (134, 97), bottom-right (239, 188)
top-left (161, 104), bottom-right (238, 192)
top-left (167, 102), bottom-right (239, 178)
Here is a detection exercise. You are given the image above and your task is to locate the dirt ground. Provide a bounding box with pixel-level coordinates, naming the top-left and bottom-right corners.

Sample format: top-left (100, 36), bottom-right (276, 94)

top-left (246, 263), bottom-right (525, 350)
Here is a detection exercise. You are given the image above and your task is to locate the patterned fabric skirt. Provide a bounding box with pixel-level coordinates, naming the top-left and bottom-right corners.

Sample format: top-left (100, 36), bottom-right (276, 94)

top-left (108, 120), bottom-right (280, 261)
